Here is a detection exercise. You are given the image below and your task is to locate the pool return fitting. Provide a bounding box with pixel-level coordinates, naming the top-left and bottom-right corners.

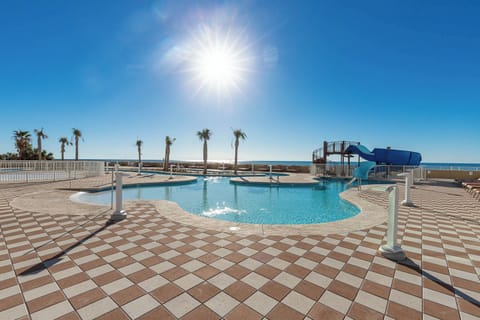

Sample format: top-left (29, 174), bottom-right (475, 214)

top-left (379, 185), bottom-right (406, 261)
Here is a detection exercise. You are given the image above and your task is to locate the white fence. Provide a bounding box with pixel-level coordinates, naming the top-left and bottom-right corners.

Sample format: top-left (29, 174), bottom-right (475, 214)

top-left (311, 164), bottom-right (426, 181)
top-left (0, 161), bottom-right (105, 183)
top-left (310, 164), bottom-right (357, 177)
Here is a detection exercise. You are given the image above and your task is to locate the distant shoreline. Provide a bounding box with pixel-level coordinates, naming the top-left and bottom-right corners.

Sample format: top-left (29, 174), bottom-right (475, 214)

top-left (77, 159), bottom-right (480, 170)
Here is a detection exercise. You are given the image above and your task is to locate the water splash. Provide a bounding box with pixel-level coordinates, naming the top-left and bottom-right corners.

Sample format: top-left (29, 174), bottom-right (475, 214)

top-left (202, 203), bottom-right (246, 217)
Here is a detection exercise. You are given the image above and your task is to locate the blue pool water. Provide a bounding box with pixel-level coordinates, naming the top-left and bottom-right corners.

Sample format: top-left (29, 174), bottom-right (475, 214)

top-left (75, 177), bottom-right (360, 225)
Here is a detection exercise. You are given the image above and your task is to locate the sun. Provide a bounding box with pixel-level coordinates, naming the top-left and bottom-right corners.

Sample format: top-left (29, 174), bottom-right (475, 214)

top-left (185, 24), bottom-right (252, 99)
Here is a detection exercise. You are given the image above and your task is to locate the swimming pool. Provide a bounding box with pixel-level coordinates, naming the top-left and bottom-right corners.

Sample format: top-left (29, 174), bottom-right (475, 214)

top-left (74, 177), bottom-right (360, 224)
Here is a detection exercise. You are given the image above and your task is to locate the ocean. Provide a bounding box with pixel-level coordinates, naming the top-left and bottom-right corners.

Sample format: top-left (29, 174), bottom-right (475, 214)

top-left (98, 159), bottom-right (480, 170)
top-left (240, 161), bottom-right (480, 170)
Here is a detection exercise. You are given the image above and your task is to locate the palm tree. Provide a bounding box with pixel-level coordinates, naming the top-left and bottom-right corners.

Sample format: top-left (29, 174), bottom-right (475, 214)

top-left (232, 129), bottom-right (247, 175)
top-left (163, 136), bottom-right (176, 171)
top-left (197, 129), bottom-right (212, 174)
top-left (72, 128), bottom-right (82, 161)
top-left (13, 130), bottom-right (31, 160)
top-left (34, 128), bottom-right (48, 160)
top-left (136, 139), bottom-right (143, 174)
top-left (58, 137), bottom-right (71, 161)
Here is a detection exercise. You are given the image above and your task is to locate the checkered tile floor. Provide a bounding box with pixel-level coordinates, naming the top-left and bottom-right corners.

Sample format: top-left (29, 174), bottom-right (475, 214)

top-left (1, 181), bottom-right (480, 319)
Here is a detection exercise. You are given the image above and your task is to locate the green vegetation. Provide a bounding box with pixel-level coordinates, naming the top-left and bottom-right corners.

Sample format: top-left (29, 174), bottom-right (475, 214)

top-left (0, 130), bottom-right (54, 160)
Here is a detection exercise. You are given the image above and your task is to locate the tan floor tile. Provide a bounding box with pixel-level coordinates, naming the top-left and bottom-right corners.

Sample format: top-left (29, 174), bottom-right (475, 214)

top-left (327, 280), bottom-right (357, 300)
top-left (225, 265), bottom-right (251, 279)
top-left (181, 305), bottom-right (220, 320)
top-left (163, 293), bottom-right (200, 318)
top-left (161, 266), bottom-right (188, 281)
top-left (318, 291), bottom-right (351, 314)
top-left (70, 287), bottom-right (106, 309)
top-left (188, 282), bottom-right (221, 303)
top-left (294, 280), bottom-right (325, 301)
top-left (354, 290), bottom-right (387, 314)
top-left (308, 303), bottom-right (344, 320)
top-left (282, 291), bottom-right (315, 314)
top-left (31, 300), bottom-right (74, 320)
top-left (424, 300), bottom-right (461, 320)
top-left (26, 291), bottom-right (65, 313)
top-left (137, 306), bottom-right (175, 320)
top-left (150, 283), bottom-right (183, 303)
top-left (92, 270), bottom-right (123, 286)
top-left (387, 301), bottom-right (422, 320)
top-left (205, 292), bottom-right (239, 317)
top-left (255, 264), bottom-right (281, 279)
top-left (267, 303), bottom-right (304, 320)
top-left (361, 279), bottom-right (391, 299)
top-left (94, 308), bottom-right (130, 320)
top-left (194, 265), bottom-right (221, 280)
top-left (20, 275), bottom-right (53, 291)
top-left (0, 293), bottom-right (24, 312)
top-left (244, 291), bottom-right (278, 315)
top-left (208, 273), bottom-right (236, 290)
top-left (77, 296), bottom-right (117, 320)
top-left (127, 268), bottom-right (156, 283)
top-left (111, 285), bottom-right (144, 306)
top-left (224, 304), bottom-right (262, 320)
top-left (348, 302), bottom-right (384, 320)
top-left (122, 294), bottom-right (159, 319)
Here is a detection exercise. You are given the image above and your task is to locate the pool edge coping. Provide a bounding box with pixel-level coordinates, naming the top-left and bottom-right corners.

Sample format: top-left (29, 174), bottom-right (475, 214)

top-left (146, 184), bottom-right (390, 236)
top-left (10, 179), bottom-right (391, 236)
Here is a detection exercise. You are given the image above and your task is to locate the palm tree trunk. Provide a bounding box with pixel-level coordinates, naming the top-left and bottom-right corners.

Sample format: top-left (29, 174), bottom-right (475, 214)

top-left (234, 140), bottom-right (239, 175)
top-left (164, 145), bottom-right (169, 170)
top-left (138, 146), bottom-right (141, 174)
top-left (166, 146), bottom-right (170, 171)
top-left (203, 141), bottom-right (208, 174)
top-left (38, 137), bottom-right (42, 160)
top-left (75, 137), bottom-right (79, 161)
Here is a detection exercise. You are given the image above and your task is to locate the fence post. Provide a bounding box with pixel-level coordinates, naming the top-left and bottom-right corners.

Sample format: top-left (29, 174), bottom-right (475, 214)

top-left (379, 186), bottom-right (405, 261)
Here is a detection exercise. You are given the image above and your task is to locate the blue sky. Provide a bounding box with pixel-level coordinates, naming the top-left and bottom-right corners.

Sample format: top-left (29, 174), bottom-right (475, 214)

top-left (1, 0), bottom-right (479, 163)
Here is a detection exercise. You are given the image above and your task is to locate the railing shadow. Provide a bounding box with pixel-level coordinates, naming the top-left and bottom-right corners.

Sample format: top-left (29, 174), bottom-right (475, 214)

top-left (20, 219), bottom-right (117, 276)
top-left (393, 257), bottom-right (480, 308)
top-left (24, 208), bottom-right (112, 256)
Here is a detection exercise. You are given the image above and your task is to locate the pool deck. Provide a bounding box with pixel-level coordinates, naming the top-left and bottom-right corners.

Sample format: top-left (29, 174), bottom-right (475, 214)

top-left (1, 173), bottom-right (480, 319)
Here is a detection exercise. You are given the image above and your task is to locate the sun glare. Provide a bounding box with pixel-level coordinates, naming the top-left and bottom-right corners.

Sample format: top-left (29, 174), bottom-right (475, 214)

top-left (186, 25), bottom-right (252, 99)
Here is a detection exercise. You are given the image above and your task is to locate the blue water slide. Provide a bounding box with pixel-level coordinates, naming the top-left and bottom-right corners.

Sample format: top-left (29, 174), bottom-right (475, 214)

top-left (348, 144), bottom-right (376, 162)
top-left (353, 161), bottom-right (376, 180)
top-left (345, 145), bottom-right (422, 166)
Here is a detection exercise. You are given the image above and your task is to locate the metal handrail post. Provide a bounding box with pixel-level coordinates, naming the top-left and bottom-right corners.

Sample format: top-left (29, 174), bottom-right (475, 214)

top-left (379, 186), bottom-right (406, 261)
top-left (111, 172), bottom-right (128, 221)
